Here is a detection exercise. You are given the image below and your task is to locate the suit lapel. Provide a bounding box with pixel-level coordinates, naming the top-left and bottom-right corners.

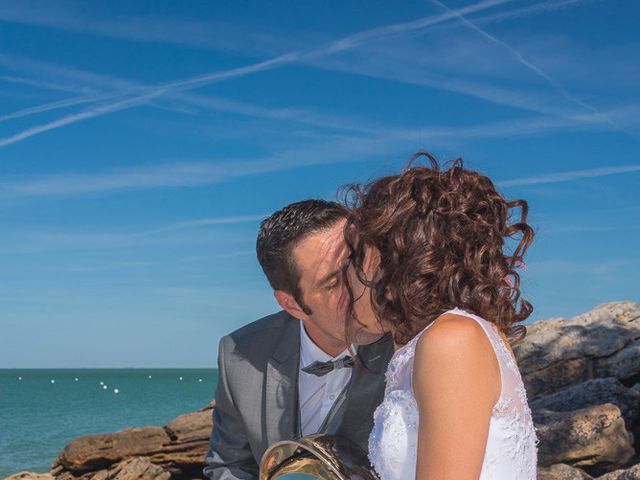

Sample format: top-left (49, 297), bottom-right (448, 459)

top-left (265, 317), bottom-right (301, 448)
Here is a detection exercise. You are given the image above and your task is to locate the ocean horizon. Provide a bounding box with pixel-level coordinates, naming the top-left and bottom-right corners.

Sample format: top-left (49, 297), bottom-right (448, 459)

top-left (0, 368), bottom-right (219, 478)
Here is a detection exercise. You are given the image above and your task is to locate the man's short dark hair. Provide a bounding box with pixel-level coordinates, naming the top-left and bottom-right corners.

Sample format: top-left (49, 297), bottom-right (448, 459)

top-left (256, 199), bottom-right (347, 315)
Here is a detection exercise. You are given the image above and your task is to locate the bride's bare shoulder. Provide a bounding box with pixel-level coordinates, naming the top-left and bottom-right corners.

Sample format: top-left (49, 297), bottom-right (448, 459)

top-left (413, 312), bottom-right (500, 403)
top-left (417, 312), bottom-right (488, 352)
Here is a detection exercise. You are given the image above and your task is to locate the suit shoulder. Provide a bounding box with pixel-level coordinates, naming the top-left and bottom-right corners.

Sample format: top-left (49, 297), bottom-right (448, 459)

top-left (226, 310), bottom-right (297, 346)
top-left (219, 311), bottom-right (298, 366)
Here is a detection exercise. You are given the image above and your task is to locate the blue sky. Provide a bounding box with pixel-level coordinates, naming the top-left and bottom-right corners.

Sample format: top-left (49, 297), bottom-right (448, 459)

top-left (0, 0), bottom-right (638, 368)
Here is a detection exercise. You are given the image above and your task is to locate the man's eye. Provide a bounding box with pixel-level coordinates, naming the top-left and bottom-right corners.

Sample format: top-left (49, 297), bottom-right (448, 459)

top-left (326, 280), bottom-right (340, 290)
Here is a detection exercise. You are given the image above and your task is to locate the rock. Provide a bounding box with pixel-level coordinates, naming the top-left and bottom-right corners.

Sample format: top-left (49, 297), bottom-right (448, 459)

top-left (537, 463), bottom-right (594, 479)
top-left (597, 340), bottom-right (640, 383)
top-left (596, 463), bottom-right (640, 479)
top-left (531, 378), bottom-right (640, 428)
top-left (146, 441), bottom-right (210, 476)
top-left (4, 473), bottom-right (55, 480)
top-left (90, 458), bottom-right (170, 480)
top-left (47, 406), bottom-right (213, 479)
top-left (53, 427), bottom-right (171, 472)
top-left (535, 403), bottom-right (635, 468)
top-left (165, 409), bottom-right (213, 443)
top-left (513, 302), bottom-right (640, 398)
top-left (523, 357), bottom-right (590, 401)
top-left (148, 406), bottom-right (213, 475)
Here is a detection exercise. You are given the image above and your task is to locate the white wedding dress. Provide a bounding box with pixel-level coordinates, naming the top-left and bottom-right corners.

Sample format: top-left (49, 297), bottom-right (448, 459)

top-left (368, 308), bottom-right (539, 480)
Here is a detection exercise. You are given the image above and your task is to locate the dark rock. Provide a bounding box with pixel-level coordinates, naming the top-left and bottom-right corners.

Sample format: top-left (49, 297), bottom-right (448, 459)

top-left (530, 378), bottom-right (640, 428)
top-left (597, 340), bottom-right (640, 384)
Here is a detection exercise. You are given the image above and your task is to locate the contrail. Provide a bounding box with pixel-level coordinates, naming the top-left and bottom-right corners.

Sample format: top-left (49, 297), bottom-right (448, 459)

top-left (0, 92), bottom-right (163, 147)
top-left (0, 92), bottom-right (125, 123)
top-left (497, 164), bottom-right (640, 187)
top-left (0, 0), bottom-right (514, 148)
top-left (136, 215), bottom-right (268, 237)
top-left (306, 0), bottom-right (514, 58)
top-left (0, 74), bottom-right (83, 93)
top-left (429, 0), bottom-right (631, 137)
top-left (475, 0), bottom-right (600, 24)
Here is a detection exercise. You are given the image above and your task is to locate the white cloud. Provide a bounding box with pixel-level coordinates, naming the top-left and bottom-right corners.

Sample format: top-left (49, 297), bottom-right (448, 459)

top-left (0, 134), bottom-right (397, 196)
top-left (2, 111), bottom-right (632, 198)
top-left (138, 215), bottom-right (268, 236)
top-left (0, 214), bottom-right (264, 253)
top-left (0, 3), bottom-right (285, 55)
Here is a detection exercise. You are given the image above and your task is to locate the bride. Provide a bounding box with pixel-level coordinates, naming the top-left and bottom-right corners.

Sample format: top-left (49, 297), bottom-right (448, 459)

top-left (341, 153), bottom-right (539, 479)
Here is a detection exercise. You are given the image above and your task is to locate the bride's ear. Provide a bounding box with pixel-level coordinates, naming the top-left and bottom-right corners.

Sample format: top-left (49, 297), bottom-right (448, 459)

top-left (274, 290), bottom-right (309, 321)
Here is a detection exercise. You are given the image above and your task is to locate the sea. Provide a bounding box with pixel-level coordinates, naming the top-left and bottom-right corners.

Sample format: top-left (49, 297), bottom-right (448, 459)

top-left (0, 369), bottom-right (219, 478)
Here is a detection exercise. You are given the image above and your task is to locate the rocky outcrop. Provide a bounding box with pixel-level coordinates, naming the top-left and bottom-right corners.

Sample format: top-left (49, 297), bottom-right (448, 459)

top-left (7, 302), bottom-right (640, 480)
top-left (513, 301), bottom-right (640, 478)
top-left (54, 427), bottom-right (172, 473)
top-left (530, 377), bottom-right (640, 427)
top-left (514, 302), bottom-right (640, 398)
top-left (47, 402), bottom-right (214, 480)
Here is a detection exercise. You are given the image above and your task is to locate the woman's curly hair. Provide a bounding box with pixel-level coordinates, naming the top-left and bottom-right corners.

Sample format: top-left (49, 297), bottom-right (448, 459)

top-left (342, 152), bottom-right (534, 346)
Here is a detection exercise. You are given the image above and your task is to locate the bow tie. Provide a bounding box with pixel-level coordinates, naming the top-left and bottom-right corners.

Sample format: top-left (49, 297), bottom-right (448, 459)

top-left (301, 355), bottom-right (355, 377)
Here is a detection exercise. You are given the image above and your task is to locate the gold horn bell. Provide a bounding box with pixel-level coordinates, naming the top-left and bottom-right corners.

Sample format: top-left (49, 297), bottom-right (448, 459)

top-left (259, 434), bottom-right (379, 480)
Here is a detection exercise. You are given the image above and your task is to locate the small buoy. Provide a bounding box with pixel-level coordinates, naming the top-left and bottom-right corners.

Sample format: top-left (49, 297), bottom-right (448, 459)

top-left (18, 377), bottom-right (22, 380)
top-left (75, 378), bottom-right (79, 381)
top-left (102, 385), bottom-right (108, 390)
top-left (50, 379), bottom-right (55, 384)
top-left (148, 375), bottom-right (152, 379)
top-left (179, 376), bottom-right (183, 381)
top-left (100, 381), bottom-right (104, 385)
top-left (113, 388), bottom-right (119, 394)
top-left (198, 378), bottom-right (203, 382)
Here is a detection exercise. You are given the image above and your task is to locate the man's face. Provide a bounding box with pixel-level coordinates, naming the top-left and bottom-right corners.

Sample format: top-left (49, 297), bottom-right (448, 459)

top-left (346, 245), bottom-right (388, 339)
top-left (290, 219), bottom-right (383, 354)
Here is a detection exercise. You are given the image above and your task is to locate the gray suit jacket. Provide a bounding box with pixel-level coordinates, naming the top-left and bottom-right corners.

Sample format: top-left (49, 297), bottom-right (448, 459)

top-left (203, 310), bottom-right (394, 480)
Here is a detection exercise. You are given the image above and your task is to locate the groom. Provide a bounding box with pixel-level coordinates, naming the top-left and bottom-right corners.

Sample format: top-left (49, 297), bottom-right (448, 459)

top-left (203, 199), bottom-right (394, 479)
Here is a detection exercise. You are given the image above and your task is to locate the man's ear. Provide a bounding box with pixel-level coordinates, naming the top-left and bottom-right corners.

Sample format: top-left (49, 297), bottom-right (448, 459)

top-left (274, 290), bottom-right (309, 321)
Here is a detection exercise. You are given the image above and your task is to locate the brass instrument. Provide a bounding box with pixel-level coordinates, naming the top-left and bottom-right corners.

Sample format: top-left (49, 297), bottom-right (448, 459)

top-left (259, 434), bottom-right (379, 480)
